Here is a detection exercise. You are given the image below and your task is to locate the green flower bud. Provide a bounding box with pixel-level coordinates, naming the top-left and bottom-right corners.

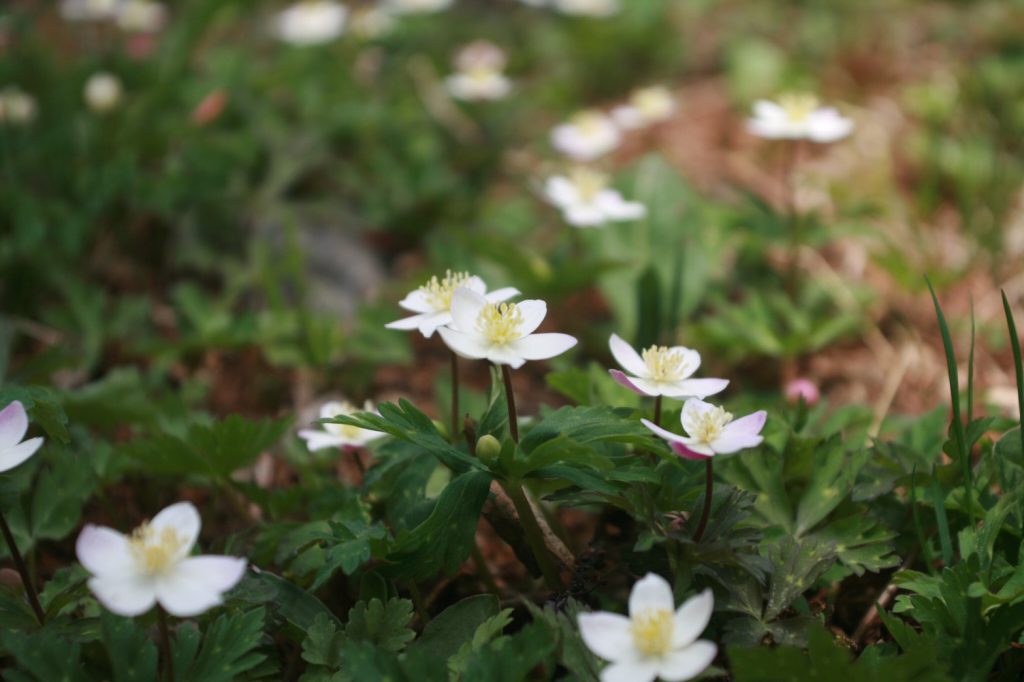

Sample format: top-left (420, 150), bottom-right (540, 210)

top-left (476, 434), bottom-right (501, 466)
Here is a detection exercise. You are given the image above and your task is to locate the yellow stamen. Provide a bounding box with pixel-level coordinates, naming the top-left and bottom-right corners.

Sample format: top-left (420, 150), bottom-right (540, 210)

top-left (690, 405), bottom-right (733, 443)
top-left (778, 93), bottom-right (820, 123)
top-left (571, 111), bottom-right (606, 136)
top-left (632, 608), bottom-right (674, 656)
top-left (128, 523), bottom-right (185, 575)
top-left (324, 401), bottom-right (367, 440)
top-left (632, 87), bottom-right (673, 118)
top-left (568, 167), bottom-right (608, 201)
top-left (420, 270), bottom-right (472, 311)
top-left (476, 302), bottom-right (523, 345)
top-left (641, 346), bottom-right (690, 382)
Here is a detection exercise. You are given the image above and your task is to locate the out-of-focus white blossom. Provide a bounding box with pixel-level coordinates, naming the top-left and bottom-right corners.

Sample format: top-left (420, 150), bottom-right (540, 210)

top-left (299, 400), bottom-right (386, 450)
top-left (553, 0), bottom-right (620, 17)
top-left (116, 0), bottom-right (168, 33)
top-left (385, 0), bottom-right (453, 14)
top-left (0, 87), bottom-right (37, 125)
top-left (612, 86), bottom-right (676, 130)
top-left (84, 72), bottom-right (124, 113)
top-left (350, 5), bottom-right (394, 38)
top-left (445, 41), bottom-right (511, 101)
top-left (747, 93), bottom-right (854, 143)
top-left (551, 110), bottom-right (620, 161)
top-left (274, 1), bottom-right (348, 46)
top-left (543, 168), bottom-right (646, 228)
top-left (59, 0), bottom-right (120, 21)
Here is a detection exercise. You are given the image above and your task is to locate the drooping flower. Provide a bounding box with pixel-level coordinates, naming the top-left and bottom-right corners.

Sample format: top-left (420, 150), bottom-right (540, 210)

top-left (747, 93), bottom-right (853, 143)
top-left (0, 87), bottom-right (37, 125)
top-left (642, 398), bottom-right (766, 460)
top-left (551, 110), bottom-right (621, 161)
top-left (274, 0), bottom-right (347, 46)
top-left (299, 400), bottom-right (386, 451)
top-left (84, 72), bottom-right (123, 113)
top-left (445, 41), bottom-right (512, 102)
top-left (385, 0), bottom-right (453, 14)
top-left (552, 0), bottom-right (620, 17)
top-left (784, 377), bottom-right (820, 405)
top-left (386, 270), bottom-right (519, 338)
top-left (0, 401), bottom-right (44, 474)
top-left (612, 86), bottom-right (675, 130)
top-left (76, 502), bottom-right (247, 618)
top-left (115, 0), bottom-right (168, 33)
top-left (608, 334), bottom-right (727, 399)
top-left (543, 168), bottom-right (646, 228)
top-left (578, 573), bottom-right (717, 682)
top-left (59, 0), bottom-right (120, 22)
top-left (437, 288), bottom-right (577, 369)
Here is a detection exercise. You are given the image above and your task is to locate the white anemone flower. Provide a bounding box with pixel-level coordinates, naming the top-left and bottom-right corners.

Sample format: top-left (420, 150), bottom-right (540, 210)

top-left (386, 270), bottom-right (519, 338)
top-left (84, 72), bottom-right (123, 113)
top-left (578, 573), bottom-right (716, 682)
top-left (76, 502), bottom-right (247, 618)
top-left (642, 398), bottom-right (766, 460)
top-left (612, 86), bottom-right (676, 130)
top-left (552, 0), bottom-right (620, 16)
top-left (446, 40), bottom-right (512, 101)
top-left (438, 288), bottom-right (577, 369)
top-left (274, 1), bottom-right (348, 46)
top-left (0, 87), bottom-right (37, 125)
top-left (115, 0), bottom-right (168, 33)
top-left (59, 0), bottom-right (120, 21)
top-left (608, 334), bottom-right (727, 399)
top-left (551, 110), bottom-right (621, 161)
top-left (0, 401), bottom-right (44, 474)
top-left (747, 93), bottom-right (853, 143)
top-left (385, 0), bottom-right (453, 14)
top-left (544, 168), bottom-right (646, 228)
top-left (299, 400), bottom-right (386, 451)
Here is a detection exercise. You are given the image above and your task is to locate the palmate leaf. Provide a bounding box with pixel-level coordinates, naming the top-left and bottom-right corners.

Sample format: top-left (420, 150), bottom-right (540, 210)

top-left (345, 598), bottom-right (416, 652)
top-left (309, 520), bottom-right (389, 590)
top-left (101, 612), bottom-right (158, 682)
top-left (175, 607), bottom-right (267, 682)
top-left (462, 619), bottom-right (558, 682)
top-left (0, 630), bottom-right (90, 682)
top-left (408, 594), bottom-right (500, 663)
top-left (0, 386), bottom-right (70, 444)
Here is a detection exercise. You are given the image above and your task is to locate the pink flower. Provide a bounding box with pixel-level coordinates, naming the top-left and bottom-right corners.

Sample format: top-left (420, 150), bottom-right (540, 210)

top-left (784, 378), bottom-right (820, 405)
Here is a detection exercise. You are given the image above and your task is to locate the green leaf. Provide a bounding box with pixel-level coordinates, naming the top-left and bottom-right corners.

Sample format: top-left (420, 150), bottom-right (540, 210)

top-left (0, 630), bottom-right (88, 682)
top-left (344, 598), bottom-right (415, 652)
top-left (101, 612), bottom-right (158, 682)
top-left (311, 520), bottom-right (389, 590)
top-left (410, 594), bottom-right (499, 663)
top-left (462, 619), bottom-right (557, 682)
top-left (301, 613), bottom-right (346, 669)
top-left (178, 607), bottom-right (267, 682)
top-left (795, 437), bottom-right (866, 535)
top-left (0, 387), bottom-right (70, 444)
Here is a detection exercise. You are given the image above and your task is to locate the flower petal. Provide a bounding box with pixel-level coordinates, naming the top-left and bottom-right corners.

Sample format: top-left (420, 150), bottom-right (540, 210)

top-left (670, 441), bottom-right (715, 459)
top-left (664, 378), bottom-right (729, 399)
top-left (155, 555), bottom-right (247, 618)
top-left (628, 572), bottom-right (675, 618)
top-left (680, 398), bottom-right (715, 436)
top-left (88, 573), bottom-right (157, 617)
top-left (609, 370), bottom-right (654, 396)
top-left (723, 410), bottom-right (767, 438)
top-left (0, 437), bottom-right (43, 474)
top-left (149, 502), bottom-right (201, 558)
top-left (385, 314), bottom-right (428, 331)
top-left (808, 111), bottom-right (853, 143)
top-left (672, 589), bottom-right (714, 648)
top-left (609, 334), bottom-right (649, 377)
top-left (601, 657), bottom-right (660, 682)
top-left (450, 287), bottom-right (487, 332)
top-left (298, 430), bottom-right (347, 451)
top-left (545, 176), bottom-right (581, 208)
top-left (577, 611), bottom-right (633, 662)
top-left (438, 327), bottom-right (489, 361)
top-left (464, 276), bottom-right (488, 294)
top-left (76, 525), bottom-right (133, 577)
top-left (565, 204), bottom-right (607, 227)
top-left (515, 300), bottom-right (548, 337)
top-left (657, 640), bottom-right (717, 682)
top-left (397, 289), bottom-right (434, 314)
top-left (484, 287), bottom-right (520, 304)
top-left (640, 418), bottom-right (689, 445)
top-left (595, 191), bottom-right (646, 221)
top-left (0, 401), bottom-right (29, 451)
top-left (509, 333), bottom-right (577, 361)
top-left (417, 312), bottom-right (453, 338)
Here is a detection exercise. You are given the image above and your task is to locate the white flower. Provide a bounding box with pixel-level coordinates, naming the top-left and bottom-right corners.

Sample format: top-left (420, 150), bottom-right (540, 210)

top-left (578, 573), bottom-right (716, 682)
top-left (386, 270), bottom-right (519, 338)
top-left (385, 0), bottom-right (453, 14)
top-left (350, 5), bottom-right (394, 38)
top-left (551, 110), bottom-right (621, 161)
top-left (274, 1), bottom-right (347, 46)
top-left (299, 400), bottom-right (386, 450)
top-left (544, 168), bottom-right (646, 228)
top-left (446, 40), bottom-right (511, 101)
top-left (76, 502), bottom-right (247, 618)
top-left (642, 398), bottom-right (766, 460)
top-left (438, 288), bottom-right (577, 369)
top-left (747, 93), bottom-right (853, 143)
top-left (84, 72), bottom-right (123, 113)
top-left (115, 0), bottom-right (168, 33)
top-left (608, 334), bottom-right (727, 399)
top-left (553, 0), bottom-right (619, 16)
top-left (612, 86), bottom-right (675, 130)
top-left (59, 0), bottom-right (120, 21)
top-left (0, 401), bottom-right (44, 474)
top-left (0, 87), bottom-right (37, 125)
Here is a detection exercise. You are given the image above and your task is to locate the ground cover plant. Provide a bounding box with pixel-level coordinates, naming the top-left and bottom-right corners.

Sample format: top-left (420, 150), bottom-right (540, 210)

top-left (4, 0), bottom-right (1024, 679)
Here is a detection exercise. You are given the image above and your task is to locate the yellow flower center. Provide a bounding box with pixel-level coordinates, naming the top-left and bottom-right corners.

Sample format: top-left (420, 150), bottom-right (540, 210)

top-left (420, 270), bottom-right (472, 311)
top-left (323, 402), bottom-right (367, 440)
top-left (571, 111), bottom-right (607, 137)
top-left (632, 608), bottom-right (674, 656)
top-left (568, 167), bottom-right (608, 201)
top-left (633, 87), bottom-right (673, 118)
top-left (690, 406), bottom-right (733, 443)
top-left (779, 93), bottom-right (820, 123)
top-left (128, 523), bottom-right (186, 575)
top-left (476, 302), bottom-right (523, 345)
top-left (641, 346), bottom-right (690, 382)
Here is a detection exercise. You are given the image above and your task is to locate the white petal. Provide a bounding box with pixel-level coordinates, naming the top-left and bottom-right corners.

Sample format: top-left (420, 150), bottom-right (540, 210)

top-left (397, 289), bottom-right (434, 313)
top-left (385, 314), bottom-right (428, 331)
top-left (671, 440), bottom-right (716, 458)
top-left (657, 641), bottom-right (717, 682)
top-left (545, 176), bottom-right (581, 208)
top-left (156, 555), bottom-right (247, 618)
top-left (595, 191), bottom-right (647, 221)
top-left (723, 410), bottom-right (767, 438)
top-left (88, 574), bottom-right (157, 617)
top-left (0, 437), bottom-right (43, 474)
top-left (298, 430), bottom-right (347, 451)
top-left (76, 525), bottom-right (133, 577)
top-left (515, 300), bottom-right (548, 337)
top-left (149, 502), bottom-right (201, 559)
top-left (464, 276), bottom-right (488, 294)
top-left (484, 286), bottom-right (520, 303)
top-left (609, 334), bottom-right (649, 377)
top-left (711, 432), bottom-right (764, 455)
top-left (609, 370), bottom-right (654, 396)
top-left (509, 333), bottom-right (577, 361)
top-left (437, 327), bottom-right (489, 360)
top-left (0, 401), bottom-right (28, 450)
top-left (611, 105), bottom-right (644, 130)
top-left (483, 344), bottom-right (527, 368)
top-left (808, 112), bottom-right (853, 142)
top-left (417, 312), bottom-right (453, 338)
top-left (601, 656), bottom-right (660, 682)
top-left (672, 589), bottom-right (714, 648)
top-left (640, 418), bottom-right (689, 445)
top-left (629, 573), bottom-right (675, 618)
top-left (565, 204), bottom-right (607, 227)
top-left (577, 611), bottom-right (633, 662)
top-left (680, 399), bottom-right (715, 436)
top-left (662, 378), bottom-right (729, 399)
top-left (672, 347), bottom-right (702, 377)
top-left (449, 287), bottom-right (487, 332)
top-left (752, 100), bottom-right (786, 121)
top-left (630, 378), bottom-right (672, 397)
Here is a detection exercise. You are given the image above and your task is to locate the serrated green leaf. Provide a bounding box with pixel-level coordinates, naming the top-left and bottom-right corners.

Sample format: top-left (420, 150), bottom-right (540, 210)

top-left (345, 598), bottom-right (415, 652)
top-left (101, 612), bottom-right (158, 682)
top-left (179, 607), bottom-right (267, 682)
top-left (410, 594), bottom-right (499, 663)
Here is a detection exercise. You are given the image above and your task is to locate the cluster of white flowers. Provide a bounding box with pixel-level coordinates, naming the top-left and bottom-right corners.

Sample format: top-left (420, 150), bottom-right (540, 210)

top-left (60, 0), bottom-right (168, 33)
top-left (445, 40), bottom-right (512, 102)
top-left (0, 87), bottom-right (37, 125)
top-left (273, 0), bottom-right (454, 46)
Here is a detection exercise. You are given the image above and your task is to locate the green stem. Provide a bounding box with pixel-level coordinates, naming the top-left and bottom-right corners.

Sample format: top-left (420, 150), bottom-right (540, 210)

top-left (503, 481), bottom-right (562, 590)
top-left (692, 459), bottom-right (714, 543)
top-left (157, 606), bottom-right (174, 682)
top-left (408, 581), bottom-right (429, 625)
top-left (501, 365), bottom-right (519, 443)
top-left (784, 140), bottom-right (803, 296)
top-left (0, 508), bottom-right (44, 625)
top-left (653, 395), bottom-right (663, 428)
top-left (450, 351), bottom-right (460, 443)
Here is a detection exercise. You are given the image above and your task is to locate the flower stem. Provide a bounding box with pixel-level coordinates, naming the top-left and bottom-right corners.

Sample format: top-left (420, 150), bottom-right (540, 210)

top-left (502, 481), bottom-right (562, 590)
top-left (653, 395), bottom-right (663, 427)
top-left (0, 508), bottom-right (44, 625)
top-left (450, 351), bottom-right (460, 443)
top-left (692, 459), bottom-right (714, 543)
top-left (501, 364), bottom-right (519, 443)
top-left (157, 606), bottom-right (174, 682)
top-left (783, 139), bottom-right (803, 296)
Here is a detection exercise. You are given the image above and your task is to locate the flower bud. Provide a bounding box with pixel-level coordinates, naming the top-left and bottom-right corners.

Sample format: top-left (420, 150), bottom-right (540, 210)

top-left (84, 72), bottom-right (123, 113)
top-left (475, 434), bottom-right (501, 465)
top-left (784, 378), bottom-right (820, 405)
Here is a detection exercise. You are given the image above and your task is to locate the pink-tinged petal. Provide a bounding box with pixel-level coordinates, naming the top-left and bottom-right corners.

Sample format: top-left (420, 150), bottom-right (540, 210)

top-left (449, 287), bottom-right (487, 332)
top-left (464, 276), bottom-right (488, 295)
top-left (565, 204), bottom-right (606, 227)
top-left (88, 574), bottom-right (157, 617)
top-left (601, 658), bottom-right (660, 682)
top-left (680, 398), bottom-right (715, 435)
top-left (640, 418), bottom-right (689, 445)
top-left (577, 612), bottom-right (633, 663)
top-left (629, 573), bottom-right (675, 618)
top-left (438, 327), bottom-right (489, 360)
top-left (0, 437), bottom-right (43, 473)
top-left (545, 176), bottom-right (581, 208)
top-left (663, 378), bottom-right (729, 399)
top-left (595, 191), bottom-right (647, 221)
top-left (156, 555), bottom-right (247, 618)
top-left (397, 290), bottom-right (433, 314)
top-left (609, 334), bottom-right (648, 377)
top-left (385, 314), bottom-right (428, 331)
top-left (723, 410), bottom-right (767, 438)
top-left (510, 333), bottom-right (577, 361)
top-left (672, 589), bottom-right (714, 648)
top-left (298, 430), bottom-right (347, 452)
top-left (0, 401), bottom-right (29, 451)
top-left (658, 641), bottom-right (717, 682)
top-left (710, 432), bottom-right (763, 455)
top-left (76, 525), bottom-right (133, 577)
top-left (514, 300), bottom-right (548, 337)
top-left (670, 441), bottom-right (715, 460)
top-left (609, 370), bottom-right (654, 396)
top-left (484, 287), bottom-right (520, 304)
top-left (611, 105), bottom-right (644, 130)
top-left (150, 502), bottom-right (201, 558)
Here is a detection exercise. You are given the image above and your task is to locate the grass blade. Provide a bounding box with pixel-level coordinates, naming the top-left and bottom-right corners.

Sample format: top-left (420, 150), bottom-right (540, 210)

top-left (967, 299), bottom-right (976, 425)
top-left (1000, 290), bottom-right (1024, 531)
top-left (910, 465), bottom-right (935, 574)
